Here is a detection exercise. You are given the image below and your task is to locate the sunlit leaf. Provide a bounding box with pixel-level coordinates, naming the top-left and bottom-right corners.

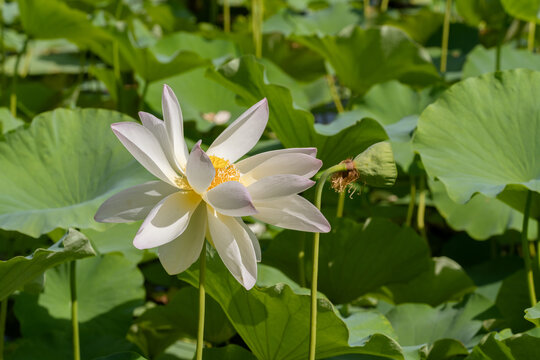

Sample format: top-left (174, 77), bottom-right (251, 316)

top-left (0, 108), bottom-right (151, 237)
top-left (0, 229), bottom-right (95, 301)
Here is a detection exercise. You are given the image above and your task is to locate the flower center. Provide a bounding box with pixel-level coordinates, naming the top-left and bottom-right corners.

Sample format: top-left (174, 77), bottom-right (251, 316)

top-left (208, 155), bottom-right (240, 190)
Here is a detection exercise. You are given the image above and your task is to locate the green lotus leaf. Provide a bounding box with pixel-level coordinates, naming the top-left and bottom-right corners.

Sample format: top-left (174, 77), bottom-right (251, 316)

top-left (466, 332), bottom-right (540, 360)
top-left (386, 294), bottom-right (493, 348)
top-left (94, 353), bottom-right (147, 360)
top-left (381, 257), bottom-right (476, 307)
top-left (0, 107), bottom-right (24, 135)
top-left (207, 55), bottom-right (388, 167)
top-left (463, 45), bottom-right (540, 79)
top-left (294, 26), bottom-right (440, 96)
top-left (11, 253), bottom-right (145, 359)
top-left (525, 302), bottom-right (540, 324)
top-left (202, 345), bottom-right (257, 360)
top-left (0, 229), bottom-right (95, 301)
top-left (179, 247), bottom-right (405, 360)
top-left (0, 108), bottom-right (151, 237)
top-left (456, 0), bottom-right (506, 27)
top-left (129, 286), bottom-right (236, 359)
top-left (264, 218), bottom-right (431, 305)
top-left (500, 0), bottom-right (540, 23)
top-left (414, 69), bottom-right (540, 216)
top-left (430, 179), bottom-right (538, 240)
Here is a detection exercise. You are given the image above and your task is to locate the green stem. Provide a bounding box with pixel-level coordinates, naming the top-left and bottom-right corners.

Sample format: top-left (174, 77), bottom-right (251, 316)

top-left (224, 0), bottom-right (231, 33)
top-left (440, 0), bottom-right (452, 74)
top-left (196, 242), bottom-right (207, 360)
top-left (10, 37), bottom-right (29, 117)
top-left (0, 0), bottom-right (5, 90)
top-left (381, 0), bottom-right (389, 12)
top-left (0, 297), bottom-right (7, 360)
top-left (495, 42), bottom-right (502, 72)
top-left (405, 176), bottom-right (416, 227)
top-left (326, 74), bottom-right (344, 114)
top-left (528, 22), bottom-right (536, 52)
top-left (521, 190), bottom-right (537, 309)
top-left (364, 0), bottom-right (370, 17)
top-left (252, 0), bottom-right (263, 58)
top-left (309, 164), bottom-right (348, 360)
top-left (417, 176), bottom-right (427, 239)
top-left (336, 191), bottom-right (345, 218)
top-left (70, 261), bottom-right (80, 360)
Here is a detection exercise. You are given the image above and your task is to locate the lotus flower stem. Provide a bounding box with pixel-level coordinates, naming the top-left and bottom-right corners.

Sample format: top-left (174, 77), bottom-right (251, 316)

top-left (10, 37), bottom-right (29, 118)
top-left (326, 75), bottom-right (344, 114)
top-left (405, 176), bottom-right (416, 227)
top-left (336, 191), bottom-right (345, 218)
top-left (0, 0), bottom-right (5, 90)
top-left (309, 163), bottom-right (348, 360)
top-left (440, 0), bottom-right (452, 74)
top-left (528, 22), bottom-right (536, 52)
top-left (381, 0), bottom-right (390, 12)
top-left (196, 242), bottom-right (207, 360)
top-left (521, 190), bottom-right (537, 310)
top-left (252, 0), bottom-right (263, 58)
top-left (224, 0), bottom-right (231, 33)
top-left (416, 176), bottom-right (427, 239)
top-left (0, 297), bottom-right (7, 360)
top-left (70, 261), bottom-right (81, 360)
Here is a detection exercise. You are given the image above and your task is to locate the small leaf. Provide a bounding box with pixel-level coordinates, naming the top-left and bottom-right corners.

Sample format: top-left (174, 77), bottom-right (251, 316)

top-left (524, 302), bottom-right (540, 324)
top-left (0, 229), bottom-right (95, 301)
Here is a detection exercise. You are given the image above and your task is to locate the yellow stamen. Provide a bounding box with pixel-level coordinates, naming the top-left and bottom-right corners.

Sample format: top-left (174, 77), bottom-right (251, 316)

top-left (208, 155), bottom-right (240, 190)
top-left (175, 176), bottom-right (192, 190)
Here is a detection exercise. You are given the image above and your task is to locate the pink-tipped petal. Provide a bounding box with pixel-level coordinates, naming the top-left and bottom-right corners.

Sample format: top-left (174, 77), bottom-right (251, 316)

top-left (133, 190), bottom-right (201, 249)
top-left (186, 141), bottom-right (215, 194)
top-left (205, 181), bottom-right (257, 217)
top-left (253, 195), bottom-right (330, 233)
top-left (207, 98), bottom-right (269, 163)
top-left (94, 181), bottom-right (178, 223)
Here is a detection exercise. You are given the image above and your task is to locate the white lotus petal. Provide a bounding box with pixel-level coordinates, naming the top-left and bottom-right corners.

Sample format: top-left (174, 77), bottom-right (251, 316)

top-left (241, 153), bottom-right (322, 185)
top-left (205, 181), bottom-right (257, 217)
top-left (207, 207), bottom-right (257, 289)
top-left (94, 181), bottom-right (178, 223)
top-left (207, 98), bottom-right (268, 163)
top-left (237, 219), bottom-right (261, 262)
top-left (158, 203), bottom-right (207, 274)
top-left (133, 190), bottom-right (201, 249)
top-left (247, 174), bottom-right (315, 201)
top-left (235, 147), bottom-right (317, 174)
top-left (162, 84), bottom-right (189, 169)
top-left (139, 111), bottom-right (184, 175)
top-left (253, 195), bottom-right (330, 233)
top-left (186, 141), bottom-right (215, 194)
top-left (111, 122), bottom-right (179, 186)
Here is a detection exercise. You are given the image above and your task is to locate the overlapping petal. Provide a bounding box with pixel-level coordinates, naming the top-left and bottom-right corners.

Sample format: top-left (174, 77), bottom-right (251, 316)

top-left (247, 175), bottom-right (315, 201)
top-left (162, 84), bottom-right (189, 170)
top-left (207, 206), bottom-right (257, 290)
top-left (158, 203), bottom-right (207, 274)
top-left (235, 147), bottom-right (317, 174)
top-left (241, 153), bottom-right (322, 185)
top-left (186, 141), bottom-right (215, 194)
top-left (206, 181), bottom-right (257, 217)
top-left (111, 122), bottom-right (179, 186)
top-left (253, 195), bottom-right (330, 233)
top-left (133, 190), bottom-right (201, 249)
top-left (138, 111), bottom-right (183, 174)
top-left (94, 181), bottom-right (178, 223)
top-left (207, 98), bottom-right (268, 163)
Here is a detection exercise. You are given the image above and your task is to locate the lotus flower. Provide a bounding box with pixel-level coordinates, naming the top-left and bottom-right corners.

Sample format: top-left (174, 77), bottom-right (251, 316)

top-left (95, 85), bottom-right (330, 289)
